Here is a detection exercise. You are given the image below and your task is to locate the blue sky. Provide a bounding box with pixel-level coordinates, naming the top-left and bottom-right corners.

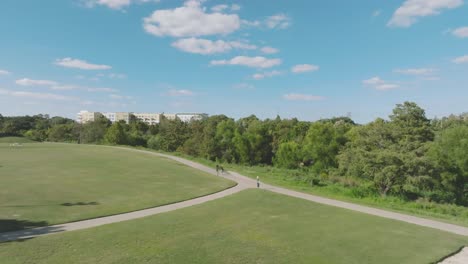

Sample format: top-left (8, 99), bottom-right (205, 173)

top-left (0, 0), bottom-right (467, 123)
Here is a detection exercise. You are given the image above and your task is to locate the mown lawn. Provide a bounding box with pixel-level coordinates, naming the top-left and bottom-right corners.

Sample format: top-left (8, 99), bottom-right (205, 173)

top-left (0, 143), bottom-right (235, 232)
top-left (169, 152), bottom-right (468, 228)
top-left (0, 190), bottom-right (466, 264)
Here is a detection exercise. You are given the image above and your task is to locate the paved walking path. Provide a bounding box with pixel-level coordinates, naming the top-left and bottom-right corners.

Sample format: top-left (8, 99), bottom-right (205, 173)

top-left (2, 146), bottom-right (468, 243)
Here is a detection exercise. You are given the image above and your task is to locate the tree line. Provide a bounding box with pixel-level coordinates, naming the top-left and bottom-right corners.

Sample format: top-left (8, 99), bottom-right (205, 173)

top-left (1, 102), bottom-right (467, 205)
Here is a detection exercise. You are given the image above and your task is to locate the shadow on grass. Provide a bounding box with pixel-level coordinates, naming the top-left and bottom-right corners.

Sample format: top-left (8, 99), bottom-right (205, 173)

top-left (61, 201), bottom-right (99, 206)
top-left (0, 219), bottom-right (48, 232)
top-left (1, 202), bottom-right (100, 208)
top-left (0, 219), bottom-right (66, 243)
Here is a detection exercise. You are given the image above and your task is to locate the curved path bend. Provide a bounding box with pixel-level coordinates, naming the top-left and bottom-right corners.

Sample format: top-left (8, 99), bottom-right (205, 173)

top-left (2, 146), bottom-right (468, 243)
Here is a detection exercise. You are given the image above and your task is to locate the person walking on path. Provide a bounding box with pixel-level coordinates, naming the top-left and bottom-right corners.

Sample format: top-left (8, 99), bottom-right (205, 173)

top-left (257, 176), bottom-right (260, 188)
top-left (216, 164), bottom-right (219, 176)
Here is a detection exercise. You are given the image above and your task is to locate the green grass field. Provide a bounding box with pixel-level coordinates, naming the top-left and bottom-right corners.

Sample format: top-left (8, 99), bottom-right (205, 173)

top-left (0, 190), bottom-right (466, 264)
top-left (0, 143), bottom-right (235, 232)
top-left (0, 137), bottom-right (36, 143)
top-left (170, 152), bottom-right (468, 227)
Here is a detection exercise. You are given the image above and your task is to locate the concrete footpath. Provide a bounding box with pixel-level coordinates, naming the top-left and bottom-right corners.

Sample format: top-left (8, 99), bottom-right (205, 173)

top-left (2, 146), bottom-right (468, 246)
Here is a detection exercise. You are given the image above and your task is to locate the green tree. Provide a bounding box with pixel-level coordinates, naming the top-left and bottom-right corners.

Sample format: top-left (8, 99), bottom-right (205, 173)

top-left (274, 141), bottom-right (302, 169)
top-left (303, 121), bottom-right (349, 172)
top-left (429, 125), bottom-right (468, 204)
top-left (105, 122), bottom-right (127, 145)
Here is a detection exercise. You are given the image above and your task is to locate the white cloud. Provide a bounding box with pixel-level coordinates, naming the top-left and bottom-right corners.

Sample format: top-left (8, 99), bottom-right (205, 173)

top-left (87, 87), bottom-right (117, 92)
top-left (283, 93), bottom-right (324, 101)
top-left (84, 0), bottom-right (160, 10)
top-left (363, 76), bottom-right (385, 85)
top-left (167, 89), bottom-right (194, 96)
top-left (108, 73), bottom-right (127, 79)
top-left (16, 78), bottom-right (58, 87)
top-left (372, 10), bottom-right (382, 17)
top-left (291, 64), bottom-right (319, 73)
top-left (231, 4), bottom-right (241, 11)
top-left (211, 4), bottom-right (241, 12)
top-left (394, 68), bottom-right (437, 75)
top-left (211, 4), bottom-right (228, 12)
top-left (388, 0), bottom-right (463, 28)
top-left (252, 70), bottom-right (282, 80)
top-left (453, 27), bottom-right (468, 38)
top-left (453, 55), bottom-right (468, 64)
top-left (55, 58), bottom-right (112, 70)
top-left (265, 14), bottom-right (291, 29)
top-left (260, 46), bottom-right (279, 54)
top-left (15, 78), bottom-right (116, 92)
top-left (143, 0), bottom-right (240, 37)
top-left (375, 84), bottom-right (400, 91)
top-left (363, 76), bottom-right (400, 91)
top-left (171, 38), bottom-right (256, 55)
top-left (211, 56), bottom-right (281, 68)
top-left (0, 88), bottom-right (76, 101)
top-left (0, 69), bottom-right (11, 75)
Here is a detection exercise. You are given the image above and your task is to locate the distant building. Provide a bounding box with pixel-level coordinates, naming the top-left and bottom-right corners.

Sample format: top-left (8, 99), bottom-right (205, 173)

top-left (176, 113), bottom-right (208, 122)
top-left (101, 112), bottom-right (131, 124)
top-left (132, 113), bottom-right (161, 125)
top-left (77, 111), bottom-right (208, 125)
top-left (77, 111), bottom-right (102, 123)
top-left (161, 113), bottom-right (176, 121)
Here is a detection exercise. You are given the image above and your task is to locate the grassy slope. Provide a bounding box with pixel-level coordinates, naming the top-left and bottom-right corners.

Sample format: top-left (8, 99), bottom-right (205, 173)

top-left (165, 152), bottom-right (468, 227)
top-left (0, 137), bottom-right (36, 143)
top-left (0, 143), bottom-right (235, 232)
top-left (1, 190), bottom-right (466, 264)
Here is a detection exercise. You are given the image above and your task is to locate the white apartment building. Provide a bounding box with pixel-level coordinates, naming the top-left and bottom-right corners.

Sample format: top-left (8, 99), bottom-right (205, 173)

top-left (77, 111), bottom-right (102, 123)
top-left (132, 113), bottom-right (160, 125)
top-left (176, 113), bottom-right (208, 122)
top-left (77, 111), bottom-right (208, 125)
top-left (101, 112), bottom-right (131, 124)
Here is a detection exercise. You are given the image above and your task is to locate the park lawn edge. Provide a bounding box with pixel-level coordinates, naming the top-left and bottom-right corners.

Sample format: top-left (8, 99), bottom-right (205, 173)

top-left (1, 143), bottom-right (237, 232)
top-left (25, 143), bottom-right (468, 229)
top-left (431, 246), bottom-right (466, 264)
top-left (134, 148), bottom-right (468, 229)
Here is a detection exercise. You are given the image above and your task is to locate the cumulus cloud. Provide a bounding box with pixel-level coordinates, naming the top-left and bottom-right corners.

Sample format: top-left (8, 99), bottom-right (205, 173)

top-left (453, 27), bottom-right (468, 38)
top-left (55, 58), bottom-right (112, 70)
top-left (211, 56), bottom-right (281, 68)
top-left (260, 46), bottom-right (279, 54)
top-left (388, 0), bottom-right (463, 28)
top-left (84, 0), bottom-right (160, 10)
top-left (453, 55), bottom-right (468, 64)
top-left (15, 78), bottom-right (116, 92)
top-left (252, 70), bottom-right (282, 80)
top-left (0, 69), bottom-right (11, 75)
top-left (283, 93), bottom-right (324, 101)
top-left (291, 64), bottom-right (319, 73)
top-left (211, 4), bottom-right (241, 12)
top-left (0, 88), bottom-right (77, 101)
top-left (363, 76), bottom-right (400, 91)
top-left (143, 0), bottom-right (240, 37)
top-left (211, 4), bottom-right (228, 12)
top-left (171, 38), bottom-right (256, 55)
top-left (394, 68), bottom-right (437, 75)
top-left (363, 77), bottom-right (385, 85)
top-left (167, 89), bottom-right (194, 96)
top-left (265, 14), bottom-right (291, 29)
top-left (231, 4), bottom-right (241, 11)
top-left (16, 78), bottom-right (58, 87)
